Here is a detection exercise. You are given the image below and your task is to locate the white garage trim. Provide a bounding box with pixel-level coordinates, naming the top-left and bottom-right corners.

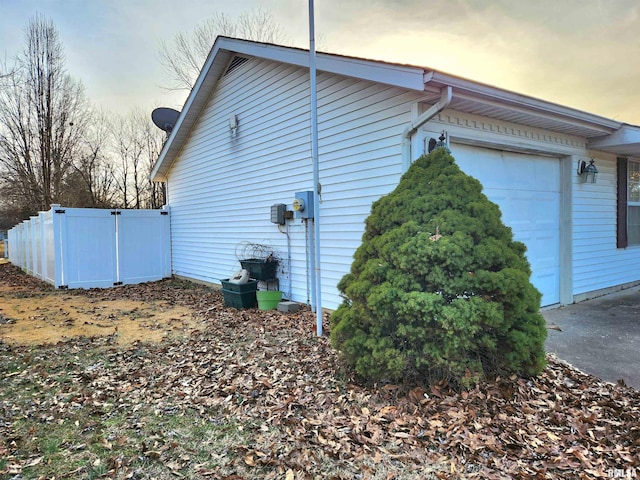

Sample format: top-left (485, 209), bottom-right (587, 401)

top-left (559, 157), bottom-right (574, 305)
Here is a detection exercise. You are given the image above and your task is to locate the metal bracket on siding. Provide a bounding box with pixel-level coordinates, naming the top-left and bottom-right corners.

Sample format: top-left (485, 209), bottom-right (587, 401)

top-left (110, 211), bottom-right (121, 215)
top-left (113, 282), bottom-right (123, 286)
top-left (54, 209), bottom-right (65, 214)
top-left (160, 211), bottom-right (168, 215)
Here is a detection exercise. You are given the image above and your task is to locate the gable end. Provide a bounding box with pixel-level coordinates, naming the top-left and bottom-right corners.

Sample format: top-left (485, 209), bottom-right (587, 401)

top-left (224, 55), bottom-right (250, 77)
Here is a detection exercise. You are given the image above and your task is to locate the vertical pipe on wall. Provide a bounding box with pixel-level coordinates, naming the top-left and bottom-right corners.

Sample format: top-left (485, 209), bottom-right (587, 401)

top-left (285, 220), bottom-right (293, 301)
top-left (302, 220), bottom-right (313, 311)
top-left (309, 0), bottom-right (323, 336)
top-left (306, 218), bottom-right (316, 310)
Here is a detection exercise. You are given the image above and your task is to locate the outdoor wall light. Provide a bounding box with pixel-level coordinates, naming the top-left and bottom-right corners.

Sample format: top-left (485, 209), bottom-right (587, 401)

top-left (427, 131), bottom-right (451, 154)
top-left (229, 114), bottom-right (238, 135)
top-left (577, 159), bottom-right (598, 183)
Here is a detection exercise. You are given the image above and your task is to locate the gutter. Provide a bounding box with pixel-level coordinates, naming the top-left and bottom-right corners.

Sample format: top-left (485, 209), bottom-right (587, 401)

top-left (429, 71), bottom-right (621, 131)
top-left (401, 86), bottom-right (453, 171)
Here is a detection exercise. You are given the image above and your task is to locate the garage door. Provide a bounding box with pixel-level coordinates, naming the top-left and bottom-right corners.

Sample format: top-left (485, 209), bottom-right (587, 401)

top-left (451, 144), bottom-right (561, 306)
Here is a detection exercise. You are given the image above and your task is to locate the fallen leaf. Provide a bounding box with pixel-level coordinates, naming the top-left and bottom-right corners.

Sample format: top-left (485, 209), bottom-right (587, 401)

top-left (23, 457), bottom-right (43, 468)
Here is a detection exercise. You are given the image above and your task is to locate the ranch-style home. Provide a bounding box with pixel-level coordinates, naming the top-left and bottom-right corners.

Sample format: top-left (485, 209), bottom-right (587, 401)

top-left (150, 36), bottom-right (640, 311)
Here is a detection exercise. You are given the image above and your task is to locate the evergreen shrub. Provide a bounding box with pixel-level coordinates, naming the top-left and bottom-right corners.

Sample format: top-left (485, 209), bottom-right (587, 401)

top-left (330, 149), bottom-right (547, 387)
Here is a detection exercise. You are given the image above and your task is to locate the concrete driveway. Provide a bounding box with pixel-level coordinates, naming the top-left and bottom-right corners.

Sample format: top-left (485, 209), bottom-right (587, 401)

top-left (543, 287), bottom-right (640, 390)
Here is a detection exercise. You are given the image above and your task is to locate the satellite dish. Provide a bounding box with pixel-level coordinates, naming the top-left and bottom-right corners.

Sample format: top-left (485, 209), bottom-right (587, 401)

top-left (151, 107), bottom-right (180, 133)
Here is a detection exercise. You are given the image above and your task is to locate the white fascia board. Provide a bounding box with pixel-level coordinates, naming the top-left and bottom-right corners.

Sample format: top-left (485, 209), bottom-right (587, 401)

top-left (222, 38), bottom-right (426, 91)
top-left (429, 71), bottom-right (622, 132)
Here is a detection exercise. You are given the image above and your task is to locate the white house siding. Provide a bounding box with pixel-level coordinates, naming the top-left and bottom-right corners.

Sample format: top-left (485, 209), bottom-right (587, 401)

top-left (166, 57), bottom-right (423, 309)
top-left (166, 54), bottom-right (640, 310)
top-left (315, 81), bottom-right (423, 308)
top-left (168, 58), bottom-right (314, 300)
top-left (572, 153), bottom-right (640, 299)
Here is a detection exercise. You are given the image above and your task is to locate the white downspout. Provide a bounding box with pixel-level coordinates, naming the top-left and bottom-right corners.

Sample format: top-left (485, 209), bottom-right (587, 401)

top-left (401, 86), bottom-right (453, 171)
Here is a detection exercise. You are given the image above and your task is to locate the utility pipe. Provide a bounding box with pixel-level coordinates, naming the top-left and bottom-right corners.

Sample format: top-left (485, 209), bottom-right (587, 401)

top-left (401, 86), bottom-right (453, 171)
top-left (309, 0), bottom-right (323, 336)
top-left (304, 218), bottom-right (315, 309)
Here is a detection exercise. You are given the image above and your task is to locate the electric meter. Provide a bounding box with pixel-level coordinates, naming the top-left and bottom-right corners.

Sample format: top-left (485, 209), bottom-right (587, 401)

top-left (293, 191), bottom-right (314, 219)
top-left (292, 198), bottom-right (305, 212)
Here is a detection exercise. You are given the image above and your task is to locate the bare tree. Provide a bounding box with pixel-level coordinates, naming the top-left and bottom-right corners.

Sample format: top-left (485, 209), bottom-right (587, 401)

top-left (0, 56), bottom-right (17, 80)
top-left (140, 117), bottom-right (166, 208)
top-left (159, 7), bottom-right (288, 91)
top-left (111, 109), bottom-right (165, 209)
top-left (0, 14), bottom-right (88, 215)
top-left (61, 110), bottom-right (117, 208)
top-left (112, 112), bottom-right (139, 208)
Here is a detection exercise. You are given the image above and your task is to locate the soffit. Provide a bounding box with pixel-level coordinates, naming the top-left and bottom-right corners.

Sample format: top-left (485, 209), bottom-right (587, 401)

top-left (587, 124), bottom-right (640, 157)
top-left (426, 72), bottom-right (621, 139)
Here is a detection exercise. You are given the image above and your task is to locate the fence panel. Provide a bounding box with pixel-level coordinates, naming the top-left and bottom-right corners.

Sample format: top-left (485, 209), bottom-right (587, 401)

top-left (24, 220), bottom-right (33, 275)
top-left (116, 208), bottom-right (171, 285)
top-left (31, 215), bottom-right (43, 279)
top-left (42, 210), bottom-right (56, 285)
top-left (7, 206), bottom-right (171, 289)
top-left (18, 224), bottom-right (24, 267)
top-left (56, 208), bottom-right (117, 289)
top-left (7, 228), bottom-right (17, 264)
top-left (19, 223), bottom-right (27, 269)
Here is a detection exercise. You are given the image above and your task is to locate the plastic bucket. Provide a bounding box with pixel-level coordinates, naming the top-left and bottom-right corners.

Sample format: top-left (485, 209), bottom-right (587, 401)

top-left (256, 290), bottom-right (283, 310)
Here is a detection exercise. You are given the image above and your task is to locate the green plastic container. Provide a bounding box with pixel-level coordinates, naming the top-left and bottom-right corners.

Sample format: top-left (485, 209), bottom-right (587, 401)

top-left (256, 290), bottom-right (282, 310)
top-left (220, 279), bottom-right (258, 293)
top-left (240, 259), bottom-right (278, 281)
top-left (222, 289), bottom-right (257, 309)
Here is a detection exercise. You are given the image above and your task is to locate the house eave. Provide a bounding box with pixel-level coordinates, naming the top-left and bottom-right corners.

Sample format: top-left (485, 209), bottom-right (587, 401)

top-left (151, 37), bottom-right (638, 182)
top-left (588, 124), bottom-right (640, 158)
top-left (426, 72), bottom-right (622, 139)
top-left (230, 39), bottom-right (427, 91)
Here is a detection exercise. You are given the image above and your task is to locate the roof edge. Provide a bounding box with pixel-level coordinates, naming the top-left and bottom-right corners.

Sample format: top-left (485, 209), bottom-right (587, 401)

top-left (588, 124), bottom-right (640, 157)
top-left (151, 38), bottom-right (233, 182)
top-left (151, 37), bottom-right (427, 182)
top-left (429, 71), bottom-right (622, 133)
top-left (151, 37), bottom-right (637, 183)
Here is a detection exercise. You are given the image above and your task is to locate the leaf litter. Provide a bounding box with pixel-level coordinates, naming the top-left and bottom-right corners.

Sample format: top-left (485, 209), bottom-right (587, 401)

top-left (0, 262), bottom-right (638, 479)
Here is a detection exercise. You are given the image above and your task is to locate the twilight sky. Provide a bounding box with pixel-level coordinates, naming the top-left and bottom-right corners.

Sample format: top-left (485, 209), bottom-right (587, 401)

top-left (1, 0), bottom-right (639, 124)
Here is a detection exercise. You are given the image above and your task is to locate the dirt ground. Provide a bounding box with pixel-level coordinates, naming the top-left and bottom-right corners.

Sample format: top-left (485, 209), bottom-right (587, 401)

top-left (0, 262), bottom-right (201, 346)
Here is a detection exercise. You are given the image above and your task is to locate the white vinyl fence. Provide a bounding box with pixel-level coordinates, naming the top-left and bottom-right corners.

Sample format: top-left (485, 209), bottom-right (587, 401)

top-left (7, 204), bottom-right (171, 289)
